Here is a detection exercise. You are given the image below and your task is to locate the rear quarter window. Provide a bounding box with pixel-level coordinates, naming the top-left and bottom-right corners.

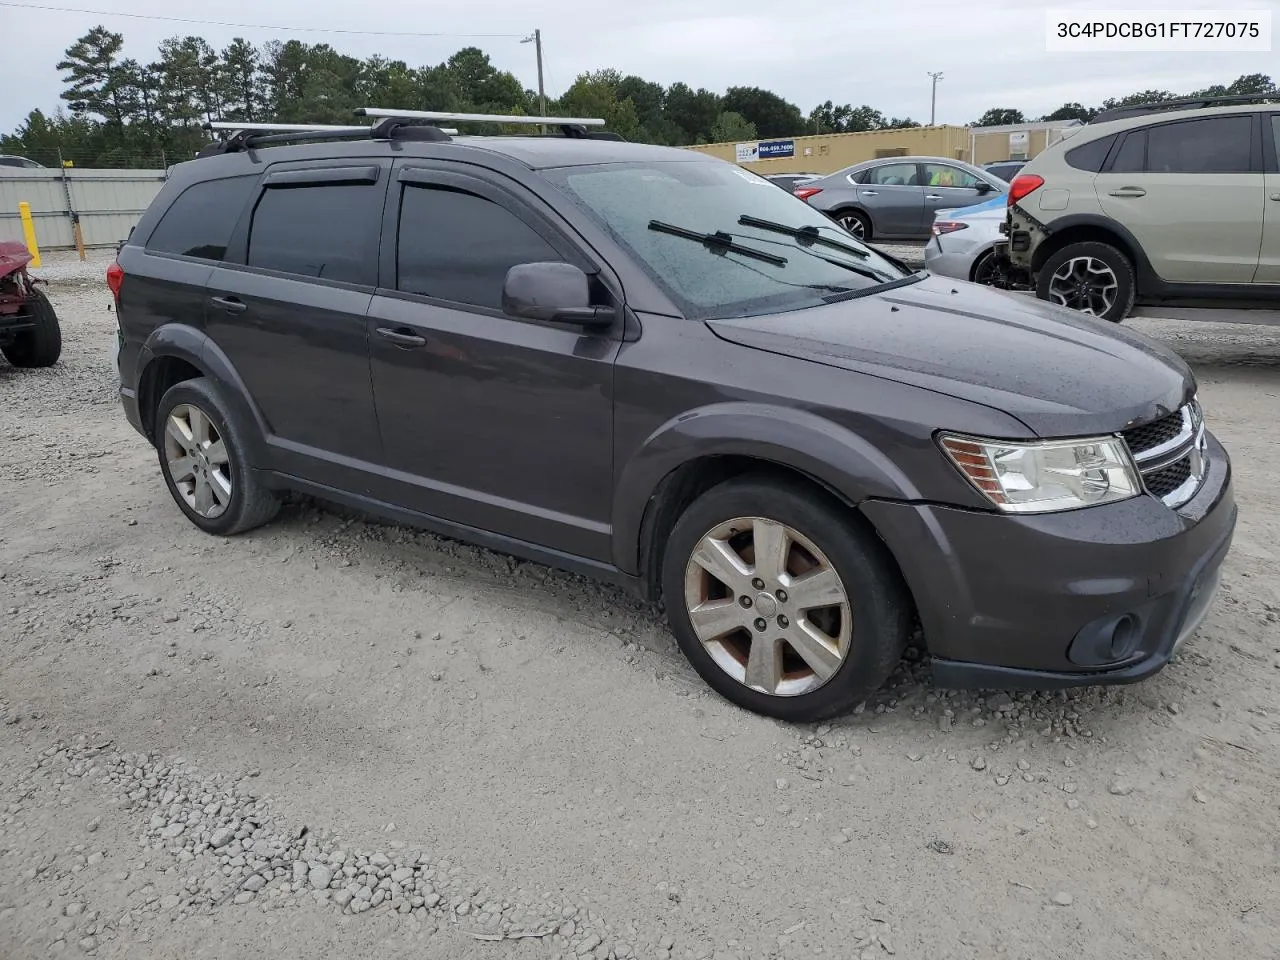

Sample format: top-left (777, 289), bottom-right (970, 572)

top-left (145, 175), bottom-right (257, 260)
top-left (1064, 134), bottom-right (1116, 173)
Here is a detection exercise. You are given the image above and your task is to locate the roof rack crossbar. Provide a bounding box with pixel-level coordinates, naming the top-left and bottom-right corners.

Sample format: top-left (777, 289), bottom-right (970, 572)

top-left (355, 108), bottom-right (606, 127)
top-left (1091, 93), bottom-right (1280, 124)
top-left (204, 122), bottom-right (372, 134)
top-left (195, 120), bottom-right (461, 157)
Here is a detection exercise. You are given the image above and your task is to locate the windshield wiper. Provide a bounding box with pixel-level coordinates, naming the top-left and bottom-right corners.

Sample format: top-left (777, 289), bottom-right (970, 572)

top-left (737, 215), bottom-right (869, 259)
top-left (648, 220), bottom-right (788, 266)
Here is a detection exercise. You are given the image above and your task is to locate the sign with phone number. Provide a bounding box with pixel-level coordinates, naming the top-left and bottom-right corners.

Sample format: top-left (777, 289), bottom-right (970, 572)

top-left (735, 139), bottom-right (796, 163)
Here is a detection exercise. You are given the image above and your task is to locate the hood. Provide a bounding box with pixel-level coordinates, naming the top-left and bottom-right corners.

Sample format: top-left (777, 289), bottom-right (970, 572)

top-left (709, 274), bottom-right (1194, 438)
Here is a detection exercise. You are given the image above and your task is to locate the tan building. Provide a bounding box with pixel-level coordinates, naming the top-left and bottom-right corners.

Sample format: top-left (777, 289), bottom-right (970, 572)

top-left (686, 119), bottom-right (1084, 176)
top-left (967, 119), bottom-right (1085, 165)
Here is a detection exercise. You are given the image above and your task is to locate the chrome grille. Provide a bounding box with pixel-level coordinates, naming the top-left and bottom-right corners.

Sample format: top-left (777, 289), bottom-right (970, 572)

top-left (1120, 401), bottom-right (1206, 508)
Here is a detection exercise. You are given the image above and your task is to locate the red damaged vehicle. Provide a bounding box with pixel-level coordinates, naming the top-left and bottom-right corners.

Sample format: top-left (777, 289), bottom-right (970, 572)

top-left (0, 241), bottom-right (61, 367)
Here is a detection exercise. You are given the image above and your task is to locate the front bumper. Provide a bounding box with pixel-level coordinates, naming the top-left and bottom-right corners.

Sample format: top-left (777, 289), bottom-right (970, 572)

top-left (861, 431), bottom-right (1237, 689)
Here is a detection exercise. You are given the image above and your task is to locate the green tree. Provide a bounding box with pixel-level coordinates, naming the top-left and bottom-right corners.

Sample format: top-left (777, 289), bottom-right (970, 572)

top-left (887, 117), bottom-right (921, 129)
top-left (219, 39), bottom-right (263, 122)
top-left (557, 70), bottom-right (640, 141)
top-left (973, 108), bottom-right (1025, 127)
top-left (617, 75), bottom-right (665, 139)
top-left (1040, 102), bottom-right (1094, 122)
top-left (56, 26), bottom-right (131, 126)
top-left (664, 82), bottom-right (722, 144)
top-left (720, 86), bottom-right (803, 138)
top-left (708, 110), bottom-right (756, 143)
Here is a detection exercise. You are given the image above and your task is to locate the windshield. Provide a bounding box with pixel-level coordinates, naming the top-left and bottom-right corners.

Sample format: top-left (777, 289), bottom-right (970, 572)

top-left (542, 160), bottom-right (913, 320)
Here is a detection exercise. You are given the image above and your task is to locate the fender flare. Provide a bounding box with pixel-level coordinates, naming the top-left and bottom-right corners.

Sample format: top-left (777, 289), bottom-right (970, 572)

top-left (610, 402), bottom-right (921, 575)
top-left (137, 323), bottom-right (270, 464)
top-left (1021, 211), bottom-right (1157, 291)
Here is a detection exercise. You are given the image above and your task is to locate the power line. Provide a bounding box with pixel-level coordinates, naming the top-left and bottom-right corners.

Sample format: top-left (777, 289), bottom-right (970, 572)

top-left (0, 1), bottom-right (526, 38)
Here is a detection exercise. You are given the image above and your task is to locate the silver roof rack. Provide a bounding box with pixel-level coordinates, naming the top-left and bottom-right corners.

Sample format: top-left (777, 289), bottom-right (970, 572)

top-left (355, 108), bottom-right (605, 128)
top-left (203, 121), bottom-right (461, 136)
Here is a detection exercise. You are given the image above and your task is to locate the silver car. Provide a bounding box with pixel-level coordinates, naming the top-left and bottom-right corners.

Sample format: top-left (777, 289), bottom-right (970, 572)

top-left (923, 192), bottom-right (1009, 286)
top-left (798, 156), bottom-right (1007, 241)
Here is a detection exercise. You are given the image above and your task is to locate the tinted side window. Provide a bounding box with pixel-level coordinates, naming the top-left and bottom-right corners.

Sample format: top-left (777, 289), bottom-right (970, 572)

top-left (1110, 132), bottom-right (1146, 173)
top-left (1273, 116), bottom-right (1280, 165)
top-left (867, 163), bottom-right (919, 186)
top-left (922, 163), bottom-right (980, 188)
top-left (247, 183), bottom-right (380, 284)
top-left (1065, 134), bottom-right (1116, 173)
top-left (396, 185), bottom-right (562, 310)
top-left (1146, 116), bottom-right (1252, 173)
top-left (146, 176), bottom-right (256, 260)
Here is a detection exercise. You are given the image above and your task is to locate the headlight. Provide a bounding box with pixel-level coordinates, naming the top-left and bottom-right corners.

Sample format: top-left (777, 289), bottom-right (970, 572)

top-left (939, 433), bottom-right (1140, 514)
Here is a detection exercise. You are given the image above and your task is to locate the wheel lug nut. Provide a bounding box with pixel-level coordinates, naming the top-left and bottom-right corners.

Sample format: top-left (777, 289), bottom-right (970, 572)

top-left (754, 618), bottom-right (767, 632)
top-left (778, 615), bottom-right (789, 628)
top-left (739, 596), bottom-right (752, 608)
top-left (752, 578), bottom-right (765, 590)
top-left (776, 589), bottom-right (788, 603)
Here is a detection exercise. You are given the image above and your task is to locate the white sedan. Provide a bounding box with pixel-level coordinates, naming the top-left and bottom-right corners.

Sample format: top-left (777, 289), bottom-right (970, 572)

top-left (922, 192), bottom-right (1008, 286)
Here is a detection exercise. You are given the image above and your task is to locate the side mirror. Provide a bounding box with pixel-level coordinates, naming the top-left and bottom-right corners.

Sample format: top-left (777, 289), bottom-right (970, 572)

top-left (974, 181), bottom-right (993, 195)
top-left (502, 262), bottom-right (616, 328)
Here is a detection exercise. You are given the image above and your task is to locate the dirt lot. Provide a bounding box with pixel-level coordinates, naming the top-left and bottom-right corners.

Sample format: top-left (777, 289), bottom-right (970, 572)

top-left (2, 252), bottom-right (1278, 960)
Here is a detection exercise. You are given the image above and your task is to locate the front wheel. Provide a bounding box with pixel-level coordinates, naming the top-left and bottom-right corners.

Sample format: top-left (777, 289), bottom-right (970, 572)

top-left (661, 475), bottom-right (911, 722)
top-left (1036, 241), bottom-right (1135, 322)
top-left (1, 289), bottom-right (62, 367)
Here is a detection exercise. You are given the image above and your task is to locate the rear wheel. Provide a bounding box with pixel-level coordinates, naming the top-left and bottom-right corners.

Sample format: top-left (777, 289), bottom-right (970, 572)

top-left (971, 249), bottom-right (1004, 287)
top-left (154, 377), bottom-right (279, 536)
top-left (1, 289), bottom-right (61, 367)
top-left (1036, 241), bottom-right (1135, 322)
top-left (661, 475), bottom-right (911, 721)
top-left (833, 210), bottom-right (871, 241)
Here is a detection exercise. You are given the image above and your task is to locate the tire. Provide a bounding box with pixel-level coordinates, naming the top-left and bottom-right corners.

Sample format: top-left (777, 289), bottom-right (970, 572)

top-left (970, 249), bottom-right (1001, 287)
top-left (1036, 241), bottom-right (1135, 323)
top-left (1, 289), bottom-right (62, 367)
top-left (153, 376), bottom-right (279, 536)
top-left (832, 209), bottom-right (871, 242)
top-left (661, 474), bottom-right (911, 722)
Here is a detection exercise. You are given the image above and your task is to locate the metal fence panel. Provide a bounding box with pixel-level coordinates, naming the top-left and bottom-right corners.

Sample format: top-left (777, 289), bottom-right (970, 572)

top-left (0, 168), bottom-right (168, 250)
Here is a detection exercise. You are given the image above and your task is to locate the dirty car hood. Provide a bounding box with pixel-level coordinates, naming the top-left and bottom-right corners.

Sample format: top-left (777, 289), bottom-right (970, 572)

top-left (708, 274), bottom-right (1194, 438)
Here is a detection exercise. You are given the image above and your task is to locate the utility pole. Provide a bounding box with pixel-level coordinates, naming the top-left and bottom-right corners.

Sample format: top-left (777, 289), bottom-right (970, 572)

top-left (522, 30), bottom-right (547, 133)
top-left (928, 71), bottom-right (944, 126)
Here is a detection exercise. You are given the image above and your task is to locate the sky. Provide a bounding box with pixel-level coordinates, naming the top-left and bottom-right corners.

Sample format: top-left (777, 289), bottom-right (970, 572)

top-left (0, 0), bottom-right (1276, 133)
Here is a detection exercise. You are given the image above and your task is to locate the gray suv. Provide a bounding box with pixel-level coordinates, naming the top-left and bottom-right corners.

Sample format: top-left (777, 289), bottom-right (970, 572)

top-left (108, 111), bottom-right (1236, 722)
top-left (797, 156), bottom-right (1007, 240)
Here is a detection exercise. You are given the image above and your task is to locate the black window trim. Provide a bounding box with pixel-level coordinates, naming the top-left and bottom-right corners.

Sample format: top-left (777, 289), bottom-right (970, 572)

top-left (1103, 112), bottom-right (1261, 175)
top-left (220, 159), bottom-right (392, 291)
top-left (1262, 112), bottom-right (1279, 173)
top-left (376, 160), bottom-right (617, 322)
top-left (141, 172), bottom-right (260, 267)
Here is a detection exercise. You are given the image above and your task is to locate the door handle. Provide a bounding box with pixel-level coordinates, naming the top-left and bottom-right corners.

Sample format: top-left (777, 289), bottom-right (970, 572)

top-left (209, 295), bottom-right (246, 314)
top-left (925, 194), bottom-right (943, 200)
top-left (1270, 193), bottom-right (1280, 201)
top-left (1109, 187), bottom-right (1147, 198)
top-left (375, 327), bottom-right (427, 348)
top-left (861, 190), bottom-right (878, 196)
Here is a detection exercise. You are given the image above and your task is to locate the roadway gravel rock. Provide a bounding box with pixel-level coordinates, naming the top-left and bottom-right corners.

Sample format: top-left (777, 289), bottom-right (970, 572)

top-left (1, 252), bottom-right (1278, 959)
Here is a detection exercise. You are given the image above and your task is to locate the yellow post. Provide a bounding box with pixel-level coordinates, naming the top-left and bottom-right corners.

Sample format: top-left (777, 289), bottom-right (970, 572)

top-left (18, 202), bottom-right (41, 268)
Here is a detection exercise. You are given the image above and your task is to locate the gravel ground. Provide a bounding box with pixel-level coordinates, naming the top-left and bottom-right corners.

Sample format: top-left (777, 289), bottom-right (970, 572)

top-left (2, 252), bottom-right (1279, 960)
